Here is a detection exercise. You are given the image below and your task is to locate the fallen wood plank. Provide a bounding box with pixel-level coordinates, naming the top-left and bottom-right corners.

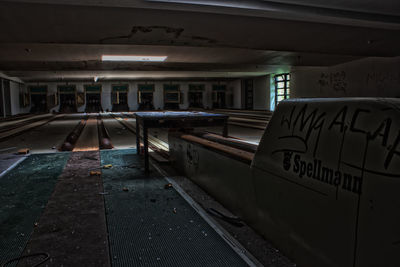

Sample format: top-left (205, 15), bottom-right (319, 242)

top-left (228, 117), bottom-right (269, 124)
top-left (228, 121), bottom-right (266, 130)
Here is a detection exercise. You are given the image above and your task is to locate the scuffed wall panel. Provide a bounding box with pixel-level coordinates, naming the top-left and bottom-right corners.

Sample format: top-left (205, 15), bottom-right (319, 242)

top-left (292, 57), bottom-right (400, 98)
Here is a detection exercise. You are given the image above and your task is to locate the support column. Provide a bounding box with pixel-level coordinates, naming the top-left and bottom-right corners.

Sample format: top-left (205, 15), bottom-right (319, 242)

top-left (223, 118), bottom-right (228, 137)
top-left (136, 118), bottom-right (140, 154)
top-left (143, 125), bottom-right (149, 173)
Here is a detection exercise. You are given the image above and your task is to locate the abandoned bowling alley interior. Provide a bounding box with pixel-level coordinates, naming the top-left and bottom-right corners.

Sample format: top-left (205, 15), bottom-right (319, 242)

top-left (0, 0), bottom-right (399, 266)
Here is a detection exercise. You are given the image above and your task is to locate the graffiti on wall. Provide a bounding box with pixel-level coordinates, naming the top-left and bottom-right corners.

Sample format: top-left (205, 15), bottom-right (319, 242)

top-left (271, 103), bottom-right (400, 196)
top-left (318, 71), bottom-right (347, 93)
top-left (366, 71), bottom-right (400, 91)
top-left (186, 143), bottom-right (199, 170)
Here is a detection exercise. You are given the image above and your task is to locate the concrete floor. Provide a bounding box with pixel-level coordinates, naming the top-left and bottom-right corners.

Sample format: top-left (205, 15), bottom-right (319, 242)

top-left (0, 153), bottom-right (27, 175)
top-left (164, 169), bottom-right (295, 267)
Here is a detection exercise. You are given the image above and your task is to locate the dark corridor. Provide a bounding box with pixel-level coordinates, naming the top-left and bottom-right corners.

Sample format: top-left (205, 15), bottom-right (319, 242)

top-left (30, 94), bottom-right (47, 113)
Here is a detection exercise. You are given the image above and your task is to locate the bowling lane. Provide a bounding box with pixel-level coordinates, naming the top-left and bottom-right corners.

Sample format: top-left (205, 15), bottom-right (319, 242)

top-left (0, 113), bottom-right (51, 128)
top-left (114, 113), bottom-right (168, 145)
top-left (73, 116), bottom-right (99, 151)
top-left (101, 113), bottom-right (137, 149)
top-left (0, 114), bottom-right (85, 154)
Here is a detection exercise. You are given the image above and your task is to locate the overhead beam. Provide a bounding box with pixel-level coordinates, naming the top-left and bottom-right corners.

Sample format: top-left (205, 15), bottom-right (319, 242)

top-left (2, 0), bottom-right (399, 29)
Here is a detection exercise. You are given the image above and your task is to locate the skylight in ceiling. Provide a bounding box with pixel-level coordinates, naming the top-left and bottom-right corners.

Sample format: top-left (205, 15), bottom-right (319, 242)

top-left (101, 55), bottom-right (168, 62)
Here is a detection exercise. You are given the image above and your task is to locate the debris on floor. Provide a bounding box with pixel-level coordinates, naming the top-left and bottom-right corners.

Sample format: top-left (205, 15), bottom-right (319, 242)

top-left (83, 156), bottom-right (97, 161)
top-left (206, 208), bottom-right (244, 227)
top-left (122, 187), bottom-right (129, 192)
top-left (103, 164), bottom-right (112, 169)
top-left (90, 170), bottom-right (101, 176)
top-left (164, 183), bottom-right (173, 189)
top-left (17, 148), bottom-right (30, 154)
top-left (123, 163), bottom-right (138, 168)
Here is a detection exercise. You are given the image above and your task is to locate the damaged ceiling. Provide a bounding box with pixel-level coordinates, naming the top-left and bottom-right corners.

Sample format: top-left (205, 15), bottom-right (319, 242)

top-left (0, 0), bottom-right (399, 82)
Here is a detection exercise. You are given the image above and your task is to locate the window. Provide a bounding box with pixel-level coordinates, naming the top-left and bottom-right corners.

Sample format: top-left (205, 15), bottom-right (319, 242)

top-left (274, 73), bottom-right (290, 106)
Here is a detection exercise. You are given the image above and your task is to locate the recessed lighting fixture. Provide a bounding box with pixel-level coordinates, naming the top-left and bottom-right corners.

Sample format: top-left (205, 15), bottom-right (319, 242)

top-left (101, 55), bottom-right (167, 62)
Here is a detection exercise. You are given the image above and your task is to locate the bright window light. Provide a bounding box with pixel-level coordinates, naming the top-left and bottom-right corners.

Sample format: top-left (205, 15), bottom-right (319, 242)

top-left (101, 55), bottom-right (167, 62)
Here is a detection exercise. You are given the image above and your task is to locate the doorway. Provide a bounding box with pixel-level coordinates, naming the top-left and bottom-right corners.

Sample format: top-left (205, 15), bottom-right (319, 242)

top-left (84, 85), bottom-right (102, 113)
top-left (30, 94), bottom-right (47, 113)
top-left (58, 85), bottom-right (77, 113)
top-left (85, 93), bottom-right (102, 112)
top-left (212, 91), bottom-right (226, 108)
top-left (112, 91), bottom-right (128, 111)
top-left (188, 92), bottom-right (203, 108)
top-left (112, 85), bottom-right (129, 112)
top-left (137, 85), bottom-right (155, 111)
top-left (164, 85), bottom-right (181, 110)
top-left (59, 93), bottom-right (77, 113)
top-left (138, 92), bottom-right (154, 110)
top-left (243, 79), bottom-right (253, 110)
top-left (29, 86), bottom-right (48, 113)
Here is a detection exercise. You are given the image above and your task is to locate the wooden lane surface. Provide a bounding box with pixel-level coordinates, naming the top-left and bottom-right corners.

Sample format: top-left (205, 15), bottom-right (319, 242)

top-left (73, 117), bottom-right (99, 152)
top-left (0, 113), bottom-right (51, 128)
top-left (0, 114), bottom-right (63, 141)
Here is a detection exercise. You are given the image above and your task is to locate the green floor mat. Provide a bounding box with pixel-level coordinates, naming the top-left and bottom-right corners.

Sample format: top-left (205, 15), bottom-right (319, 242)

top-left (101, 149), bottom-right (248, 267)
top-left (0, 152), bottom-right (70, 266)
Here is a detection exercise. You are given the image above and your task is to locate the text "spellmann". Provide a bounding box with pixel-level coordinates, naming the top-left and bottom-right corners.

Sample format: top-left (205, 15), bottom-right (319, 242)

top-left (283, 152), bottom-right (362, 195)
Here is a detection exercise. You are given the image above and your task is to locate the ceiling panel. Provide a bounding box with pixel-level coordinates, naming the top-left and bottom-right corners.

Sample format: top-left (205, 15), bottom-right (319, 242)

top-left (0, 2), bottom-right (398, 56)
top-left (0, 0), bottom-right (397, 82)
